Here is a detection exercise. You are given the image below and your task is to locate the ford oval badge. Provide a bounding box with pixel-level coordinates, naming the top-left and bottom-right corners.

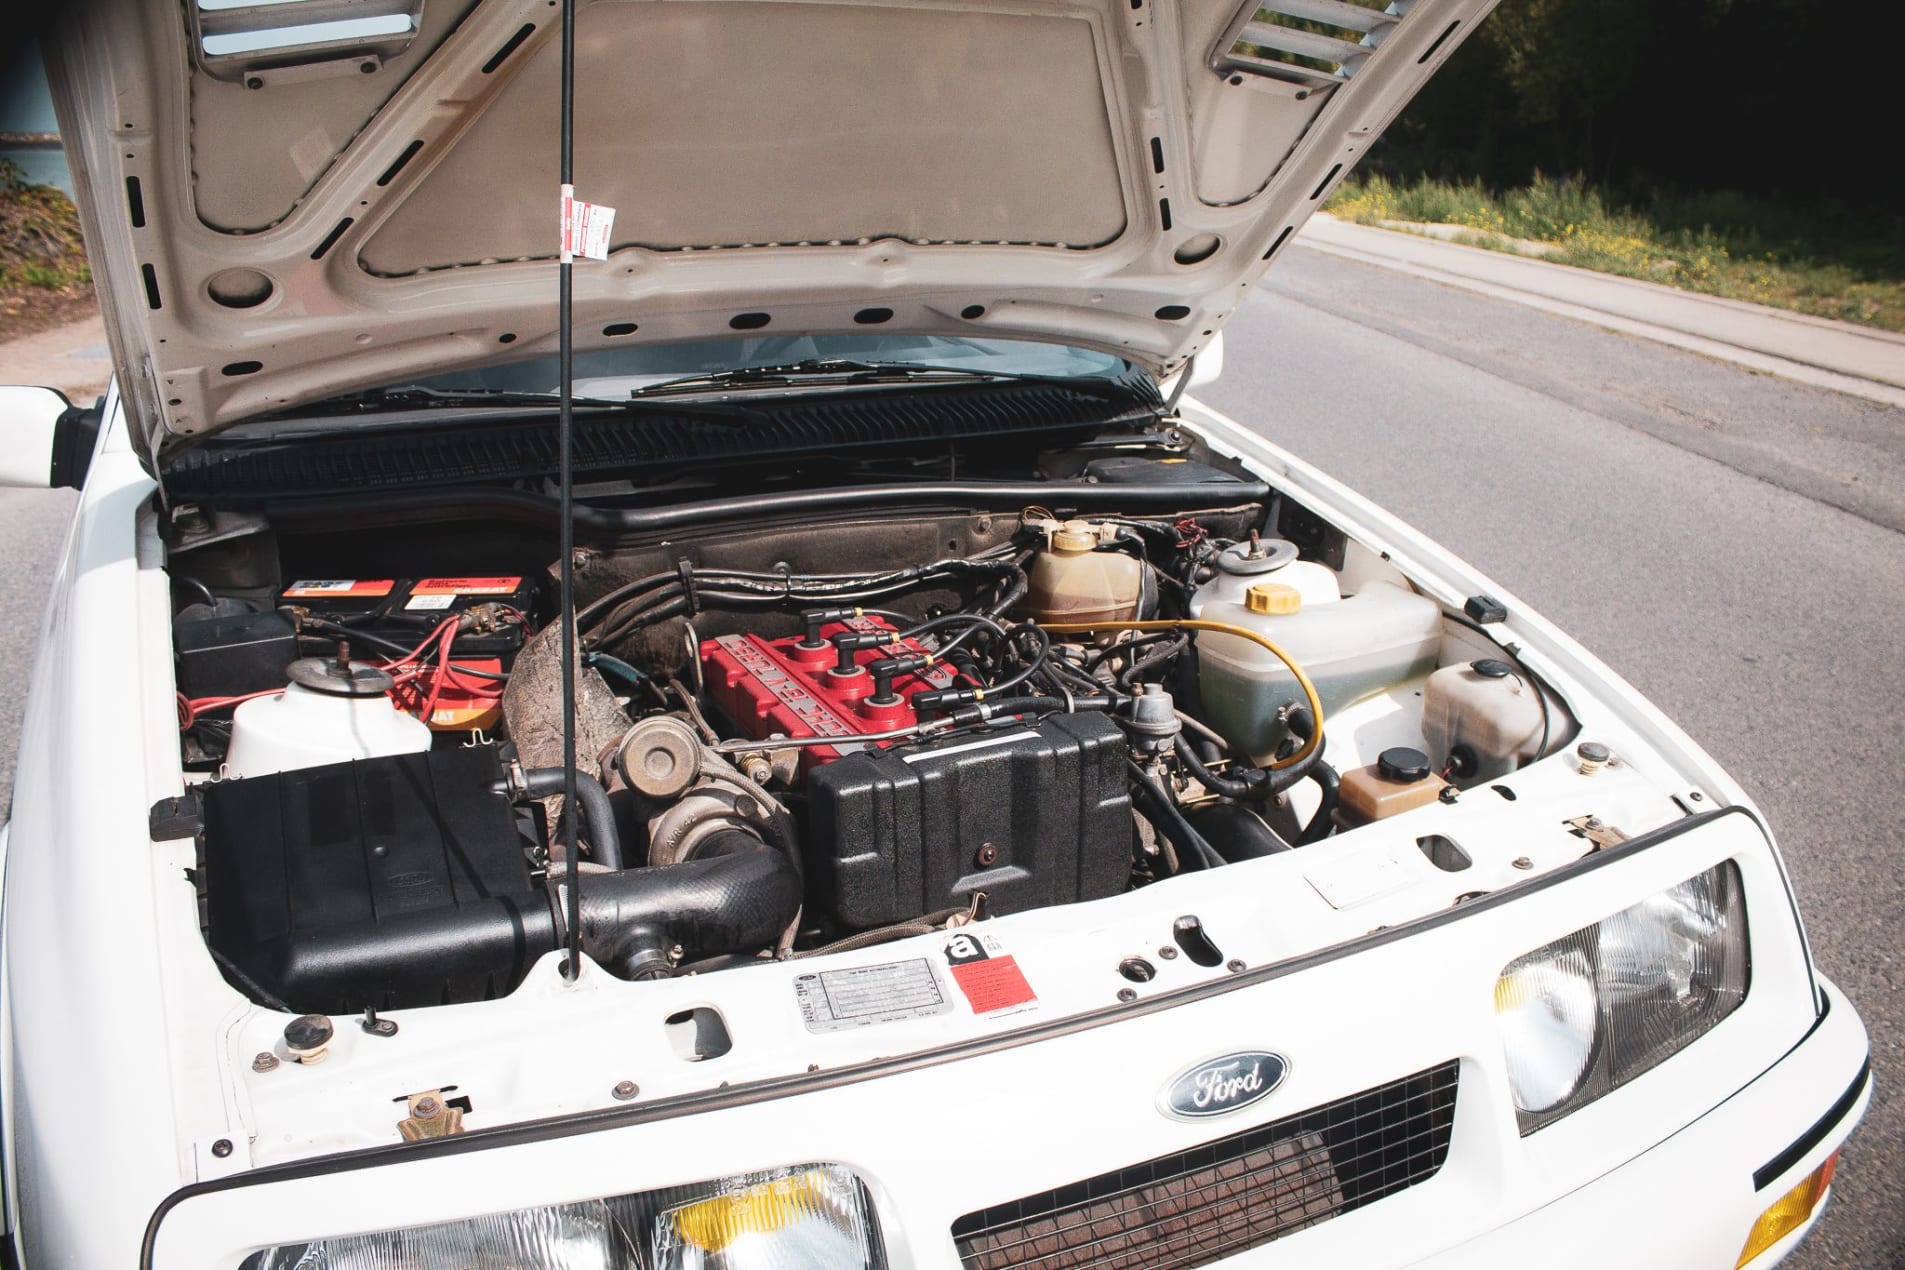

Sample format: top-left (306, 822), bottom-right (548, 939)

top-left (1160, 1051), bottom-right (1289, 1120)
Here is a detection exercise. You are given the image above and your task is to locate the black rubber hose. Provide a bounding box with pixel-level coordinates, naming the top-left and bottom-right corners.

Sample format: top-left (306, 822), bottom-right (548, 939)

top-left (1172, 734), bottom-right (1260, 800)
top-left (1172, 709), bottom-right (1325, 800)
top-left (519, 768), bottom-right (624, 871)
top-left (1126, 759), bottom-right (1226, 872)
top-left (565, 830), bottom-right (802, 979)
top-left (1299, 760), bottom-right (1340, 845)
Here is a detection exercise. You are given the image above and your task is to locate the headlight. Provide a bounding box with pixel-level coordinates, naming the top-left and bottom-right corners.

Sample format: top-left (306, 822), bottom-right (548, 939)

top-left (1495, 861), bottom-right (1748, 1133)
top-left (243, 1163), bottom-right (886, 1270)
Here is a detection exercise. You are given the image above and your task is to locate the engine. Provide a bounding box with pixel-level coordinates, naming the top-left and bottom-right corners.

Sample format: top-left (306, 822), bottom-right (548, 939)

top-left (171, 494), bottom-right (1567, 1013)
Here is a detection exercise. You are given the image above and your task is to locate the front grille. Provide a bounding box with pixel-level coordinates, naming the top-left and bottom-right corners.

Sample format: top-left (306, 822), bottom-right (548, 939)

top-left (953, 1061), bottom-right (1459, 1270)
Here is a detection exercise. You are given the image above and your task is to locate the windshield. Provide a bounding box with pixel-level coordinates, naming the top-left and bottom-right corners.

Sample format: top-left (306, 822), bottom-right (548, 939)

top-left (386, 334), bottom-right (1131, 399)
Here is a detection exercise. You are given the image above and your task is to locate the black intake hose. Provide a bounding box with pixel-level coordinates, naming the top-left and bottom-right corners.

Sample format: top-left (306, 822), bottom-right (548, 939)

top-left (562, 829), bottom-right (802, 980)
top-left (518, 768), bottom-right (625, 870)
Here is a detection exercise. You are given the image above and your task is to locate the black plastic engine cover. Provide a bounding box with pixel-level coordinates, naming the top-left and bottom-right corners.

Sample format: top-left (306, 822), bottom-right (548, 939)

top-left (201, 745), bottom-right (558, 1013)
top-left (805, 712), bottom-right (1132, 929)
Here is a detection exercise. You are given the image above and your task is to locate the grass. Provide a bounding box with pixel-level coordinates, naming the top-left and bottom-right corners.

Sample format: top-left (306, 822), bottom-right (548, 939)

top-left (1326, 173), bottom-right (1905, 333)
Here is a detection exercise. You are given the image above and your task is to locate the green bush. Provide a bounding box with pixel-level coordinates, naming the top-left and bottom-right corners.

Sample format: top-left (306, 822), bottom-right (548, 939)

top-left (0, 158), bottom-right (91, 295)
top-left (1327, 173), bottom-right (1905, 332)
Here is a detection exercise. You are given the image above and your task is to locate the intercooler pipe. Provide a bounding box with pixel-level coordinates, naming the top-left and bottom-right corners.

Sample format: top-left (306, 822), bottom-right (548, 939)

top-left (559, 829), bottom-right (802, 980)
top-left (514, 767), bottom-right (625, 871)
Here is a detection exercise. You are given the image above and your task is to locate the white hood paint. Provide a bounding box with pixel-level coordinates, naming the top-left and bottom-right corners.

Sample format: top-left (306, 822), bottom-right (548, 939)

top-left (44, 0), bottom-right (1495, 460)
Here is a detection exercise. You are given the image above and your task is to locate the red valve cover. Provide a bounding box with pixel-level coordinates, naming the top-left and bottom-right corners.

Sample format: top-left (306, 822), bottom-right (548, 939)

top-left (701, 615), bottom-right (961, 767)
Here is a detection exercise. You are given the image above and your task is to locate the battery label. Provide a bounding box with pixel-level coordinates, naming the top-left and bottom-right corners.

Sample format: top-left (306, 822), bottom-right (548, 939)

top-left (794, 959), bottom-right (953, 1033)
top-left (404, 593), bottom-right (457, 612)
top-left (282, 579), bottom-right (395, 598)
top-left (410, 577), bottom-right (524, 595)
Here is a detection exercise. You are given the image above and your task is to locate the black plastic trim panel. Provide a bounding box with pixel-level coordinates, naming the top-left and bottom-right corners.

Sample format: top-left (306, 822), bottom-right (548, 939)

top-left (1752, 1058), bottom-right (1870, 1191)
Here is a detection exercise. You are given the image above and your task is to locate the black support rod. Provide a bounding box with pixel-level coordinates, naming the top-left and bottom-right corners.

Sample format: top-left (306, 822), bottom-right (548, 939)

top-left (557, 0), bottom-right (582, 980)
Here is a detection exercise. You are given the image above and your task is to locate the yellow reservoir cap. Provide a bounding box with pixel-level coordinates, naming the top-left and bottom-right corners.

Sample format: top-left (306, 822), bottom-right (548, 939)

top-left (1736, 1151), bottom-right (1839, 1266)
top-left (1245, 582), bottom-right (1303, 615)
top-left (1051, 520), bottom-right (1098, 552)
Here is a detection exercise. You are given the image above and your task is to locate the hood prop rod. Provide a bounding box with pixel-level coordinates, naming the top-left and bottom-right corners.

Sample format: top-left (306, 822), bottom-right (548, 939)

top-left (557, 0), bottom-right (583, 981)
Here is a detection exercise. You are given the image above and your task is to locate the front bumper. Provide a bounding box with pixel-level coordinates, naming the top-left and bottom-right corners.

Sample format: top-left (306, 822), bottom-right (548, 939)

top-left (142, 810), bottom-right (1866, 1269)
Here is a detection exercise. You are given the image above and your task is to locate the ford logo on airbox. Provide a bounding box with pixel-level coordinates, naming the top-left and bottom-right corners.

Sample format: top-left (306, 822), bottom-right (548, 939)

top-left (1160, 1051), bottom-right (1289, 1120)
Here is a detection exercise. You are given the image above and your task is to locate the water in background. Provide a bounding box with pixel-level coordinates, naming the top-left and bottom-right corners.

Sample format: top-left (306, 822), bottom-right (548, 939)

top-left (0, 40), bottom-right (71, 196)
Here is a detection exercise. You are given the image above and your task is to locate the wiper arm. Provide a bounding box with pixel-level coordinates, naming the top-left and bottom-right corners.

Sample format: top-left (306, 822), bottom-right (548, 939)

top-left (627, 358), bottom-right (1144, 404)
top-left (271, 384), bottom-right (764, 424)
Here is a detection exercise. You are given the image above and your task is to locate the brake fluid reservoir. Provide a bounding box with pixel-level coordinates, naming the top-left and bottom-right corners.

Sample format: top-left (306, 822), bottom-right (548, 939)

top-left (225, 654), bottom-right (432, 779)
top-left (1421, 658), bottom-right (1544, 783)
top-left (1190, 541), bottom-right (1439, 765)
top-left (1025, 519), bottom-right (1146, 629)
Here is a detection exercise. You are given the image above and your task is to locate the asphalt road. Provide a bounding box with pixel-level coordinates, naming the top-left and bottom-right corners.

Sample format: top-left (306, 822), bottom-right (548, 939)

top-left (1200, 247), bottom-right (1903, 1269)
top-left (0, 246), bottom-right (1897, 1265)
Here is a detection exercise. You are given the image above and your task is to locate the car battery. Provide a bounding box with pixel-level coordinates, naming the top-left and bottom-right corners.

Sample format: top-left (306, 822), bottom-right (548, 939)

top-left (701, 614), bottom-right (964, 769)
top-left (278, 576), bottom-right (537, 661)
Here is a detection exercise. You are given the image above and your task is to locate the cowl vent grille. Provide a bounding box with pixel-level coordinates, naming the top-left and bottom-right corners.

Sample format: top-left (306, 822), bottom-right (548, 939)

top-left (162, 376), bottom-right (1161, 499)
top-left (953, 1061), bottom-right (1458, 1269)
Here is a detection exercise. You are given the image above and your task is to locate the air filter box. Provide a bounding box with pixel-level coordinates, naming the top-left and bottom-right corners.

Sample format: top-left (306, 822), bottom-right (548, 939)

top-left (201, 744), bottom-right (558, 1013)
top-left (805, 711), bottom-right (1131, 929)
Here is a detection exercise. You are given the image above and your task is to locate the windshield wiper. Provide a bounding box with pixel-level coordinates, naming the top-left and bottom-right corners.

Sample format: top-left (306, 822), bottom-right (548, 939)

top-left (266, 384), bottom-right (764, 424)
top-left (626, 358), bottom-right (1143, 404)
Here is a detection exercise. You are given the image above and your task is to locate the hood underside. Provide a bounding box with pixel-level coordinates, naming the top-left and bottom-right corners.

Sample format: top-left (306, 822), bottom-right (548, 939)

top-left (45, 0), bottom-right (1495, 461)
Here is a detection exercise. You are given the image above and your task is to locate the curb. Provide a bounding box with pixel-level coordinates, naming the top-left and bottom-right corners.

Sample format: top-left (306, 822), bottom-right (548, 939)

top-left (1296, 217), bottom-right (1905, 409)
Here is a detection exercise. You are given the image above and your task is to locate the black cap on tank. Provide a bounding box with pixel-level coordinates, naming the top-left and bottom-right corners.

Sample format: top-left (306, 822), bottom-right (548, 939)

top-left (1378, 746), bottom-right (1431, 783)
top-left (1470, 658), bottom-right (1513, 679)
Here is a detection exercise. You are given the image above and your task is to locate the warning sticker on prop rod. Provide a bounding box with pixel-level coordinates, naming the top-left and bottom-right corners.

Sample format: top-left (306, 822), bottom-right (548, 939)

top-left (944, 932), bottom-right (1040, 1018)
top-left (794, 959), bottom-right (954, 1034)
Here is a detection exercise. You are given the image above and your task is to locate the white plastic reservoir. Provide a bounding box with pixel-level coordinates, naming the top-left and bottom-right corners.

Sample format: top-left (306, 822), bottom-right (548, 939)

top-left (1421, 658), bottom-right (1545, 782)
top-left (225, 657), bottom-right (432, 779)
top-left (1190, 541), bottom-right (1441, 765)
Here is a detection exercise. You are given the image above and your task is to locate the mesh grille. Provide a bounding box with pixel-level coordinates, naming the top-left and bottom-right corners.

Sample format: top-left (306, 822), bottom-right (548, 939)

top-left (953, 1061), bottom-right (1458, 1270)
top-left (162, 376), bottom-right (1161, 499)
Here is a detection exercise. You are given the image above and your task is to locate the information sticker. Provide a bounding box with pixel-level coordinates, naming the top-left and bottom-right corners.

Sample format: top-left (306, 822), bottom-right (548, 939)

top-left (944, 932), bottom-right (1039, 1018)
top-left (559, 185), bottom-right (616, 262)
top-left (282, 579), bottom-right (395, 598)
top-left (794, 959), bottom-right (953, 1033)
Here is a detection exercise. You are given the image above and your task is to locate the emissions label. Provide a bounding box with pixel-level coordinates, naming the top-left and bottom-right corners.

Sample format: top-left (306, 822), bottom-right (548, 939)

top-left (794, 959), bottom-right (953, 1033)
top-left (944, 932), bottom-right (1039, 1018)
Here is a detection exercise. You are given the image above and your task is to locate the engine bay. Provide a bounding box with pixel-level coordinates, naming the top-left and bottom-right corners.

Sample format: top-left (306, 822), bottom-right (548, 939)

top-left (164, 452), bottom-right (1577, 1016)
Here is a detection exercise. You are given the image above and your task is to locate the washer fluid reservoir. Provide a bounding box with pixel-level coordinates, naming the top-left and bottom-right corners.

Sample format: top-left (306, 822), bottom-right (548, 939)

top-left (225, 651), bottom-right (432, 779)
top-left (1421, 658), bottom-right (1544, 783)
top-left (1190, 540), bottom-right (1440, 765)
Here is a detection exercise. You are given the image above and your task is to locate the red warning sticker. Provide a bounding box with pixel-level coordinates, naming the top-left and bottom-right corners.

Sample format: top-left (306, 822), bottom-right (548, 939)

top-left (944, 932), bottom-right (1038, 1017)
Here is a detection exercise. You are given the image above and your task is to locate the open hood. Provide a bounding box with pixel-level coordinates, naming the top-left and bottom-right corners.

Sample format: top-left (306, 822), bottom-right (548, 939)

top-left (45, 0), bottom-right (1495, 462)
